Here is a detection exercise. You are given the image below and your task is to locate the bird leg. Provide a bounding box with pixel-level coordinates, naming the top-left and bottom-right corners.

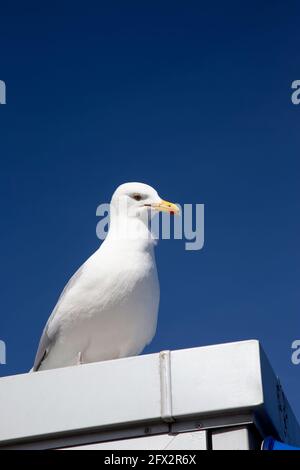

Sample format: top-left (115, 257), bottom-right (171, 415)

top-left (76, 352), bottom-right (83, 365)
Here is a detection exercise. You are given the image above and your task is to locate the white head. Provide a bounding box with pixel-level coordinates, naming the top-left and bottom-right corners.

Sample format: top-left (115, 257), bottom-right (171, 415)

top-left (108, 182), bottom-right (179, 244)
top-left (111, 182), bottom-right (179, 218)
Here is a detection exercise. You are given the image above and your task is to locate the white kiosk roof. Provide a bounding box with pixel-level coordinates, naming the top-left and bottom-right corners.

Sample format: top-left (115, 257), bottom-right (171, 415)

top-left (0, 340), bottom-right (299, 450)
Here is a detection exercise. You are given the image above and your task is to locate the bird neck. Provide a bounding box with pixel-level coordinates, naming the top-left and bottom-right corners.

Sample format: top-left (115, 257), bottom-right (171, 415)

top-left (106, 213), bottom-right (156, 252)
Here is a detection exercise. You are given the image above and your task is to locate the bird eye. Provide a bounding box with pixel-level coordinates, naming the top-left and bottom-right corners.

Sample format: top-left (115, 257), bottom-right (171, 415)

top-left (132, 194), bottom-right (142, 201)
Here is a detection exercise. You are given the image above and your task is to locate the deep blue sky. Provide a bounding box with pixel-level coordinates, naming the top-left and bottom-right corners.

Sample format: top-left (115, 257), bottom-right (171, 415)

top-left (1, 1), bottom-right (300, 421)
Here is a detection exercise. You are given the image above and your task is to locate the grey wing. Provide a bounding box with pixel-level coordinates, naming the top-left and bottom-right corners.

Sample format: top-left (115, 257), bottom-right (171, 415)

top-left (32, 265), bottom-right (84, 371)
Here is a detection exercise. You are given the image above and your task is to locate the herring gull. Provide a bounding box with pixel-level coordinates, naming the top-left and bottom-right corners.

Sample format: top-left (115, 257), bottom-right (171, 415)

top-left (32, 182), bottom-right (179, 371)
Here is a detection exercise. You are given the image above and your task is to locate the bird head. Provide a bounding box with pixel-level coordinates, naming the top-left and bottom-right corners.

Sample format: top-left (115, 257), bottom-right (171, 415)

top-left (110, 182), bottom-right (179, 219)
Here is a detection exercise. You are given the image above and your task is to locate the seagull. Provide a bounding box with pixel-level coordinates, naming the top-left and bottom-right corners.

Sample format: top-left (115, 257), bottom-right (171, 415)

top-left (32, 182), bottom-right (179, 371)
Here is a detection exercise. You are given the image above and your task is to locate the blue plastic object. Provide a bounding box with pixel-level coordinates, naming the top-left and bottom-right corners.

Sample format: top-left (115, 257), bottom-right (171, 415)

top-left (262, 436), bottom-right (300, 451)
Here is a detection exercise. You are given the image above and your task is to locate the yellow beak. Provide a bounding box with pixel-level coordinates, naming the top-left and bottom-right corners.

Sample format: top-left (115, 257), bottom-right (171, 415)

top-left (151, 199), bottom-right (180, 215)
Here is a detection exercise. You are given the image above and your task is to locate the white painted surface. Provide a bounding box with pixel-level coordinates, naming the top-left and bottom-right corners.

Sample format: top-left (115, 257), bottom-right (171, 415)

top-left (0, 354), bottom-right (161, 443)
top-left (212, 427), bottom-right (252, 450)
top-left (0, 340), bottom-right (299, 448)
top-left (65, 431), bottom-right (207, 450)
top-left (171, 340), bottom-right (263, 418)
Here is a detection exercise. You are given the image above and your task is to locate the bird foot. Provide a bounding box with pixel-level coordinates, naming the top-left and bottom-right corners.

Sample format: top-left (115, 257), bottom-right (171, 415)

top-left (76, 352), bottom-right (83, 365)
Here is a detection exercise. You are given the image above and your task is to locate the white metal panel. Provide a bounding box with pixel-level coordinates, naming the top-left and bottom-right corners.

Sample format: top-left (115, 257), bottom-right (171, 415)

top-left (171, 340), bottom-right (263, 419)
top-left (212, 426), bottom-right (252, 450)
top-left (0, 354), bottom-right (161, 444)
top-left (0, 340), bottom-right (299, 448)
top-left (1, 424), bottom-right (170, 450)
top-left (65, 431), bottom-right (207, 450)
